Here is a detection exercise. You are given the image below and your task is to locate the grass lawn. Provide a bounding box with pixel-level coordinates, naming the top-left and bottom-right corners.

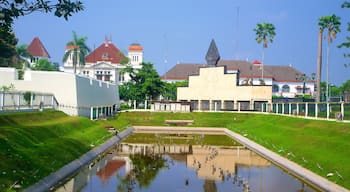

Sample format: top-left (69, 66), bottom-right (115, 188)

top-left (114, 111), bottom-right (350, 189)
top-left (0, 110), bottom-right (114, 191)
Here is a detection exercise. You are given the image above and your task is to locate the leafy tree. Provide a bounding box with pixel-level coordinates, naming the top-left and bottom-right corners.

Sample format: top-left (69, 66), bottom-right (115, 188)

top-left (338, 2), bottom-right (350, 67)
top-left (62, 31), bottom-right (90, 74)
top-left (120, 62), bottom-right (164, 103)
top-left (16, 44), bottom-right (31, 68)
top-left (32, 59), bottom-right (57, 71)
top-left (162, 81), bottom-right (188, 101)
top-left (0, 0), bottom-right (84, 30)
top-left (0, 0), bottom-right (84, 68)
top-left (253, 22), bottom-right (276, 79)
top-left (318, 14), bottom-right (341, 102)
top-left (0, 26), bottom-right (18, 67)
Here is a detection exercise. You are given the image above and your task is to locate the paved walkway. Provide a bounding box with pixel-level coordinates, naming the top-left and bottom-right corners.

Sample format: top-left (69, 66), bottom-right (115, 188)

top-left (133, 126), bottom-right (349, 192)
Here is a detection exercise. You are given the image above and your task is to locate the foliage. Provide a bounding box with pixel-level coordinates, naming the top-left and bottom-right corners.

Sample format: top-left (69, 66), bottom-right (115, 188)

top-left (0, 0), bottom-right (84, 29)
top-left (253, 22), bottom-right (276, 48)
top-left (31, 59), bottom-right (57, 71)
top-left (62, 31), bottom-right (90, 74)
top-left (0, 84), bottom-right (15, 91)
top-left (162, 81), bottom-right (188, 101)
top-left (0, 26), bottom-right (18, 67)
top-left (0, 111), bottom-right (112, 190)
top-left (318, 14), bottom-right (341, 43)
top-left (16, 44), bottom-right (31, 68)
top-left (120, 62), bottom-right (164, 102)
top-left (338, 1), bottom-right (350, 67)
top-left (23, 91), bottom-right (35, 105)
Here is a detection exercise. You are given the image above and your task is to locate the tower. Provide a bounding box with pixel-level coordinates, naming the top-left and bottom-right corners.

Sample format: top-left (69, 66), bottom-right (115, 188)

top-left (128, 43), bottom-right (143, 66)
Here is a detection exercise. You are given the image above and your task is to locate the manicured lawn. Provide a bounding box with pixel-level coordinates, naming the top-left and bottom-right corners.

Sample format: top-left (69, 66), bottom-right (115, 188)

top-left (0, 111), bottom-right (114, 191)
top-left (114, 111), bottom-right (350, 189)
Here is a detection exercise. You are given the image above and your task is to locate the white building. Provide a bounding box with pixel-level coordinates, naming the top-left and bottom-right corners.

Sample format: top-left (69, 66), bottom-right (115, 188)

top-left (0, 67), bottom-right (119, 120)
top-left (63, 40), bottom-right (143, 84)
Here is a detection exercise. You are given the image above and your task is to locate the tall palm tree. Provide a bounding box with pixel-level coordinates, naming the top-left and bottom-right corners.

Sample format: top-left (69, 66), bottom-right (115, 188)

top-left (253, 22), bottom-right (276, 80)
top-left (318, 14), bottom-right (341, 102)
top-left (63, 31), bottom-right (90, 74)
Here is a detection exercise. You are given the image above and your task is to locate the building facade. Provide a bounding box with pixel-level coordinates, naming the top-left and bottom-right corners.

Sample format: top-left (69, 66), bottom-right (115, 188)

top-left (163, 60), bottom-right (315, 99)
top-left (26, 37), bottom-right (51, 66)
top-left (0, 67), bottom-right (119, 119)
top-left (63, 40), bottom-right (143, 84)
top-left (177, 66), bottom-right (272, 111)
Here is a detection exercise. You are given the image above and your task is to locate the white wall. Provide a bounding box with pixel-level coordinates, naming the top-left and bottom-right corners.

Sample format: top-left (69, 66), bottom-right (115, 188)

top-left (0, 68), bottom-right (119, 118)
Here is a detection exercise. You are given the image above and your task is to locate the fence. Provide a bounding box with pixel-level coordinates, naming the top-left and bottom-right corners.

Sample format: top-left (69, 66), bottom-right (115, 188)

top-left (262, 102), bottom-right (350, 121)
top-left (0, 91), bottom-right (58, 113)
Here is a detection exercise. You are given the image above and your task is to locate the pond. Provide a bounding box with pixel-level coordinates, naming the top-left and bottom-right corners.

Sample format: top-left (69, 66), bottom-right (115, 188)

top-left (55, 133), bottom-right (318, 192)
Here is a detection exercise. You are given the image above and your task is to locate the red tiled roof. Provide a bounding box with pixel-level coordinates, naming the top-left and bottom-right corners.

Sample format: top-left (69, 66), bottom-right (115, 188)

top-left (129, 43), bottom-right (143, 51)
top-left (86, 41), bottom-right (126, 64)
top-left (27, 37), bottom-right (50, 58)
top-left (252, 60), bottom-right (261, 65)
top-left (96, 159), bottom-right (125, 183)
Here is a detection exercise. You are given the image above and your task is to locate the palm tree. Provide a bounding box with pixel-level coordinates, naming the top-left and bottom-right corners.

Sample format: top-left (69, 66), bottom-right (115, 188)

top-left (318, 14), bottom-right (341, 102)
top-left (253, 22), bottom-right (276, 80)
top-left (63, 31), bottom-right (90, 74)
top-left (16, 44), bottom-right (31, 69)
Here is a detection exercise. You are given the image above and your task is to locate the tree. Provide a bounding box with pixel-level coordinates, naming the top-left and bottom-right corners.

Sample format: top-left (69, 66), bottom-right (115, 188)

top-left (16, 44), bottom-right (31, 68)
top-left (162, 81), bottom-right (188, 101)
top-left (338, 1), bottom-right (350, 67)
top-left (0, 26), bottom-right (17, 67)
top-left (253, 22), bottom-right (276, 80)
top-left (120, 62), bottom-right (164, 104)
top-left (0, 0), bottom-right (84, 69)
top-left (62, 31), bottom-right (90, 74)
top-left (0, 0), bottom-right (84, 30)
top-left (32, 59), bottom-right (57, 71)
top-left (318, 14), bottom-right (341, 102)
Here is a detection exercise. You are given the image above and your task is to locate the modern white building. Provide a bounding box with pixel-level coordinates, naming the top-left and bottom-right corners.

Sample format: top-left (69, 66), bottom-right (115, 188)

top-left (63, 39), bottom-right (143, 84)
top-left (0, 67), bottom-right (119, 120)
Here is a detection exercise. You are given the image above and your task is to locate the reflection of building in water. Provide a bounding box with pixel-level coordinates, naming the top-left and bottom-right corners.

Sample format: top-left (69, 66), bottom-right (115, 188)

top-left (187, 145), bottom-right (270, 180)
top-left (55, 143), bottom-right (270, 192)
top-left (116, 143), bottom-right (270, 181)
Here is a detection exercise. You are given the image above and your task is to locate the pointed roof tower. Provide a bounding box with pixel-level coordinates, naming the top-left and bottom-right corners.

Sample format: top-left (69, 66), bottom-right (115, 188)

top-left (205, 39), bottom-right (220, 67)
top-left (27, 37), bottom-right (50, 58)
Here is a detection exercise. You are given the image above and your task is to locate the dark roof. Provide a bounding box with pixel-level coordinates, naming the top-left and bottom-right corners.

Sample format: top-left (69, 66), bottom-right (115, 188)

top-left (86, 41), bottom-right (126, 64)
top-left (27, 37), bottom-right (50, 58)
top-left (162, 60), bottom-right (309, 82)
top-left (205, 39), bottom-right (220, 67)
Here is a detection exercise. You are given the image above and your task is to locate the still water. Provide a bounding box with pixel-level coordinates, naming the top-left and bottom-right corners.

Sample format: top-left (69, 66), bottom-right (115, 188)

top-left (56, 133), bottom-right (317, 192)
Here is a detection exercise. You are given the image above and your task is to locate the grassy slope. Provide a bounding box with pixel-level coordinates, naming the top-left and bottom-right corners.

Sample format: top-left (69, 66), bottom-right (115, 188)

top-left (0, 111), bottom-right (113, 191)
top-left (115, 111), bottom-right (350, 189)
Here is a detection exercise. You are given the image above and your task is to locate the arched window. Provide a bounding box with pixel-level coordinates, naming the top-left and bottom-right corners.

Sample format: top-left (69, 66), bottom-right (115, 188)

top-left (282, 84), bottom-right (290, 93)
top-left (272, 84), bottom-right (279, 92)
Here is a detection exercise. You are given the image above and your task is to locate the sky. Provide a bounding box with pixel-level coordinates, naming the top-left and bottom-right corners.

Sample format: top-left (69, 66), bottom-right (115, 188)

top-left (13, 0), bottom-right (349, 86)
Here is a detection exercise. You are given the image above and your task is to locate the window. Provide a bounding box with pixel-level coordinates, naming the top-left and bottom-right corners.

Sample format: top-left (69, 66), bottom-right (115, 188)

top-left (102, 52), bottom-right (108, 59)
top-left (272, 84), bottom-right (279, 92)
top-left (119, 71), bottom-right (125, 82)
top-left (282, 84), bottom-right (290, 93)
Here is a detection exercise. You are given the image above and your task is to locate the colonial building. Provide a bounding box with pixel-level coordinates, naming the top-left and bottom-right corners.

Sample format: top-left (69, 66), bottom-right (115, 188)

top-left (177, 40), bottom-right (272, 111)
top-left (26, 37), bottom-right (51, 66)
top-left (164, 55), bottom-right (315, 99)
top-left (63, 39), bottom-right (143, 84)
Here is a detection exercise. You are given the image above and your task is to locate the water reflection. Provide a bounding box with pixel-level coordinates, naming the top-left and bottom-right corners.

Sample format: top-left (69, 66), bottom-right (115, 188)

top-left (56, 138), bottom-right (317, 192)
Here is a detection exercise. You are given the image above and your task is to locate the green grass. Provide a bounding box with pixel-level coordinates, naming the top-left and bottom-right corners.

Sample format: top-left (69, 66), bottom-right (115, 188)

top-left (0, 111), bottom-right (115, 191)
top-left (123, 133), bottom-right (241, 146)
top-left (114, 111), bottom-right (350, 189)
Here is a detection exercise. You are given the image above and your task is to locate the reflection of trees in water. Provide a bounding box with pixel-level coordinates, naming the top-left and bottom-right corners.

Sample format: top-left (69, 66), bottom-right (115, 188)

top-left (117, 153), bottom-right (168, 192)
top-left (203, 179), bottom-right (217, 192)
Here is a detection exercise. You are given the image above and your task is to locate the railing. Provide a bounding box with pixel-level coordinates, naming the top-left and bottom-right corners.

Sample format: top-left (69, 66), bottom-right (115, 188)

top-left (0, 91), bottom-right (58, 113)
top-left (261, 102), bottom-right (349, 121)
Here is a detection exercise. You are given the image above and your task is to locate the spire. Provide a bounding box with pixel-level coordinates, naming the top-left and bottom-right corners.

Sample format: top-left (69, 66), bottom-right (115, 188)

top-left (205, 39), bottom-right (220, 67)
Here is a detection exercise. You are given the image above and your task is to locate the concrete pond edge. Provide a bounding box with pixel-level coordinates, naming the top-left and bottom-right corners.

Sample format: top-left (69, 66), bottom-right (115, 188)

top-left (25, 126), bottom-right (349, 192)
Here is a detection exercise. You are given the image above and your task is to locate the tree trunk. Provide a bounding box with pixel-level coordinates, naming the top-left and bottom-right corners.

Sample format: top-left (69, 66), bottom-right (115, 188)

top-left (316, 30), bottom-right (323, 102)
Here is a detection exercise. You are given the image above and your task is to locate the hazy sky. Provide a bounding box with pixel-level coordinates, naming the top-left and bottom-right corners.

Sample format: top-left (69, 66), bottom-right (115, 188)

top-left (13, 0), bottom-right (349, 85)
